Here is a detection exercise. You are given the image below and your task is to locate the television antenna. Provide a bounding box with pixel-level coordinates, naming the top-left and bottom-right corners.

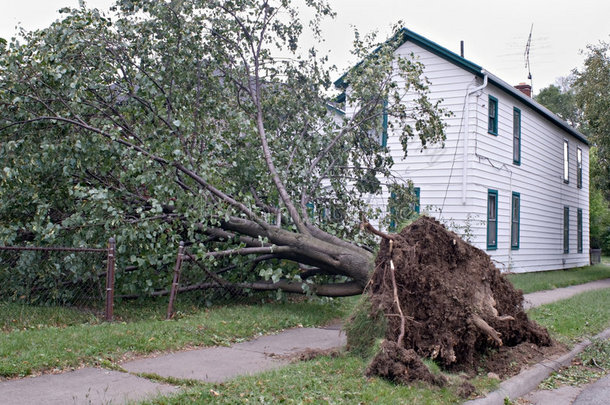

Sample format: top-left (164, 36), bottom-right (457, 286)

top-left (524, 24), bottom-right (533, 92)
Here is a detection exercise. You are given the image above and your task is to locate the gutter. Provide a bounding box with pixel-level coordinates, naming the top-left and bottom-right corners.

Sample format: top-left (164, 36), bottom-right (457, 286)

top-left (462, 70), bottom-right (488, 205)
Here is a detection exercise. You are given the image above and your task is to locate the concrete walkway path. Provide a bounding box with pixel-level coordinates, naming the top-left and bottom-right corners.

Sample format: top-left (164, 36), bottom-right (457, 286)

top-left (0, 324), bottom-right (345, 405)
top-left (0, 279), bottom-right (608, 405)
top-left (0, 368), bottom-right (179, 405)
top-left (122, 324), bottom-right (345, 382)
top-left (522, 278), bottom-right (610, 309)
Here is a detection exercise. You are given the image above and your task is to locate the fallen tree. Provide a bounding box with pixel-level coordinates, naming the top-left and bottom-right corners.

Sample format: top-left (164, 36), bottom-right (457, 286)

top-left (0, 0), bottom-right (447, 297)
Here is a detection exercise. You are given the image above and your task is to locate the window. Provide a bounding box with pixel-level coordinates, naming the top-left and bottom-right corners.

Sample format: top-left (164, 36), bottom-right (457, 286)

top-left (487, 190), bottom-right (498, 250)
top-left (563, 206), bottom-right (569, 253)
top-left (563, 140), bottom-right (569, 183)
top-left (511, 192), bottom-right (520, 249)
top-left (577, 208), bottom-right (583, 253)
top-left (577, 148), bottom-right (582, 188)
top-left (488, 96), bottom-right (498, 135)
top-left (380, 99), bottom-right (388, 147)
top-left (414, 187), bottom-right (420, 214)
top-left (513, 108), bottom-right (521, 165)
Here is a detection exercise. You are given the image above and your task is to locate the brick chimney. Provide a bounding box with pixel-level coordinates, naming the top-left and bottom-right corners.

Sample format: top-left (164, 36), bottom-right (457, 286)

top-left (515, 82), bottom-right (532, 97)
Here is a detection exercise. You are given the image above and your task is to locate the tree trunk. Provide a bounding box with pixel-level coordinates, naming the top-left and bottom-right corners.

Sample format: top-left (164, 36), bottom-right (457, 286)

top-left (217, 217), bottom-right (375, 296)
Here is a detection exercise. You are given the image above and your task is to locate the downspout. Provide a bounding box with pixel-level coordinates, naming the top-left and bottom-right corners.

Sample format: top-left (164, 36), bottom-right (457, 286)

top-left (462, 70), bottom-right (488, 204)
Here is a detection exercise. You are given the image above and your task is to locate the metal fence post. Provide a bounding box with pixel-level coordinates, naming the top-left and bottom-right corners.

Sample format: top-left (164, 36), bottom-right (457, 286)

top-left (167, 241), bottom-right (185, 320)
top-left (105, 237), bottom-right (116, 322)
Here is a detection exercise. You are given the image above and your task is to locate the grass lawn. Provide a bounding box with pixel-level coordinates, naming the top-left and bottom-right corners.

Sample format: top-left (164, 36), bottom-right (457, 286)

top-left (141, 286), bottom-right (610, 404)
top-left (0, 297), bottom-right (355, 378)
top-left (527, 288), bottom-right (610, 344)
top-left (506, 263), bottom-right (610, 294)
top-left (140, 354), bottom-right (482, 405)
top-left (3, 263), bottom-right (608, 402)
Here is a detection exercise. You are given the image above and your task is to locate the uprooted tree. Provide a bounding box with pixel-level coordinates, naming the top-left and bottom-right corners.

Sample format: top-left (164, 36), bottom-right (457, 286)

top-left (337, 216), bottom-right (552, 390)
top-left (0, 0), bottom-right (447, 297)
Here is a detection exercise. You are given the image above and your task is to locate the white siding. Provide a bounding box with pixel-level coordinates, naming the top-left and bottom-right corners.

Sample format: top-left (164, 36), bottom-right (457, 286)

top-left (344, 39), bottom-right (590, 273)
top-left (469, 86), bottom-right (589, 272)
top-left (361, 40), bottom-right (483, 235)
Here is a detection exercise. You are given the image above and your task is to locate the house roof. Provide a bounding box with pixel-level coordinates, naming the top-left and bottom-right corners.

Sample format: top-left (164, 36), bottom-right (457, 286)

top-left (334, 27), bottom-right (588, 145)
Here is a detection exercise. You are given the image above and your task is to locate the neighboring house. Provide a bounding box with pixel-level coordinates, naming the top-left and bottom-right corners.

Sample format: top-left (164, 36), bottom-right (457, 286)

top-left (336, 28), bottom-right (589, 273)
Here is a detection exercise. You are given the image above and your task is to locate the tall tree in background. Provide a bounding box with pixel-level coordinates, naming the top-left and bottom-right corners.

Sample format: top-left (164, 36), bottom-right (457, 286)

top-left (574, 41), bottom-right (610, 253)
top-left (0, 0), bottom-right (448, 297)
top-left (536, 42), bottom-right (610, 253)
top-left (534, 76), bottom-right (581, 128)
top-left (574, 41), bottom-right (610, 197)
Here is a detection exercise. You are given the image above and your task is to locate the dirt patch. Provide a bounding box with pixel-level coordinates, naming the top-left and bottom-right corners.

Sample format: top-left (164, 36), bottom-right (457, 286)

top-left (279, 347), bottom-right (342, 362)
top-left (365, 340), bottom-right (446, 386)
top-left (471, 341), bottom-right (566, 379)
top-left (365, 216), bottom-right (552, 383)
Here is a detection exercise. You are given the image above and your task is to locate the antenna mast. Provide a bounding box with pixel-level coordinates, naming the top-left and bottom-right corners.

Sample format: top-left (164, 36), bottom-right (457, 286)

top-left (524, 24), bottom-right (533, 93)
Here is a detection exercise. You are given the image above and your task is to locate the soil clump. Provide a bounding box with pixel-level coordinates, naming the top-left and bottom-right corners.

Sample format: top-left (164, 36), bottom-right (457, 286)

top-left (365, 340), bottom-right (446, 386)
top-left (364, 216), bottom-right (551, 384)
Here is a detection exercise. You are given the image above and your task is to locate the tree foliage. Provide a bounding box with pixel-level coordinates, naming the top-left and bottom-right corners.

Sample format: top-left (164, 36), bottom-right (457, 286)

top-left (0, 0), bottom-right (448, 298)
top-left (534, 78), bottom-right (580, 128)
top-left (574, 41), bottom-right (610, 196)
top-left (537, 42), bottom-right (610, 253)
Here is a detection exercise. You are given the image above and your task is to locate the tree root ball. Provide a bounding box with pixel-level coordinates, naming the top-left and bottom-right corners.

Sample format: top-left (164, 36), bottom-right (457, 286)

top-left (367, 216), bottom-right (551, 373)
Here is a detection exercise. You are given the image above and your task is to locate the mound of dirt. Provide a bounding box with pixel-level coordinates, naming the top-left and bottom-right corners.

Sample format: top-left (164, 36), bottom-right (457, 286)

top-left (366, 216), bottom-right (551, 380)
top-left (365, 341), bottom-right (446, 386)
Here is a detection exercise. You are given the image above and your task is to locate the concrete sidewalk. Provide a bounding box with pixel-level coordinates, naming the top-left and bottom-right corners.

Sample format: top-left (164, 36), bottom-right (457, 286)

top-left (122, 324), bottom-right (345, 382)
top-left (522, 278), bottom-right (610, 309)
top-left (0, 324), bottom-right (345, 405)
top-left (520, 374), bottom-right (610, 405)
top-left (0, 279), bottom-right (608, 405)
top-left (0, 368), bottom-right (179, 405)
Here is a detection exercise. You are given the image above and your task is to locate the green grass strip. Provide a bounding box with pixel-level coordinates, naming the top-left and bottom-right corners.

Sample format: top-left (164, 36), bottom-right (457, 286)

top-left (507, 263), bottom-right (610, 294)
top-left (139, 353), bottom-right (468, 405)
top-left (528, 288), bottom-right (610, 343)
top-left (0, 299), bottom-right (353, 378)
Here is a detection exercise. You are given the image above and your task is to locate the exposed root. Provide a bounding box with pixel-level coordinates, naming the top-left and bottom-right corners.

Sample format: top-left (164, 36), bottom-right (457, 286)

top-left (360, 216), bottom-right (396, 241)
top-left (472, 314), bottom-right (503, 346)
top-left (389, 240), bottom-right (406, 346)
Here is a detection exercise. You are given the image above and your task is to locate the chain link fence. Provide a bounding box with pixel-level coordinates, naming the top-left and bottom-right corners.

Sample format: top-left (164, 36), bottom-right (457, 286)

top-left (165, 242), bottom-right (255, 319)
top-left (1, 237), bottom-right (284, 327)
top-left (0, 239), bottom-right (116, 327)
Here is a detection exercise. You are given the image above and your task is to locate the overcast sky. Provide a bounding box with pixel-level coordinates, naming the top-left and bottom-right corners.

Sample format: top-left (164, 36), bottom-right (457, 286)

top-left (1, 0), bottom-right (609, 94)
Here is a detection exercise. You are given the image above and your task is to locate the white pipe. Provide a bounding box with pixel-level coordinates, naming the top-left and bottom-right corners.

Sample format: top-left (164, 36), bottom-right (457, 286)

top-left (462, 70), bottom-right (488, 204)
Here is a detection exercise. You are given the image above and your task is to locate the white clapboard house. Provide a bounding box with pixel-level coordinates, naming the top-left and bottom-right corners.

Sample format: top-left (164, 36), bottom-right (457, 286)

top-left (335, 28), bottom-right (589, 273)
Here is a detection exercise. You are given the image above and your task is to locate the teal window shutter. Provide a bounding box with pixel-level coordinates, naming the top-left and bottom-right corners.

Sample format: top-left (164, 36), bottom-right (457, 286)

top-left (563, 206), bottom-right (570, 253)
top-left (513, 107), bottom-right (521, 165)
top-left (487, 189), bottom-right (498, 250)
top-left (306, 201), bottom-right (315, 221)
top-left (488, 96), bottom-right (498, 135)
top-left (577, 208), bottom-right (583, 253)
top-left (511, 192), bottom-right (520, 249)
